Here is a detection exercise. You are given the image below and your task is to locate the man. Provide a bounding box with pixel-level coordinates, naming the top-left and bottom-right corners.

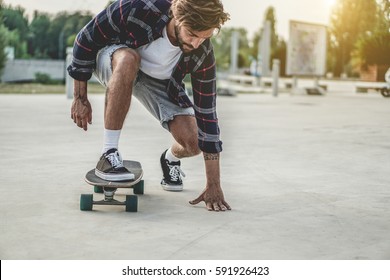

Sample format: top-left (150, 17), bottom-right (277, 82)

top-left (68, 0), bottom-right (231, 211)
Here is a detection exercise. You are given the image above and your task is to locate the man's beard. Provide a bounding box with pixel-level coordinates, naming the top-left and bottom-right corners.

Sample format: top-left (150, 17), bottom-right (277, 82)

top-left (174, 24), bottom-right (194, 53)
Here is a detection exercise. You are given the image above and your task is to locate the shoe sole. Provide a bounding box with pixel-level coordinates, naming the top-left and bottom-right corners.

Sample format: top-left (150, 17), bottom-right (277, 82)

top-left (161, 180), bottom-right (183, 192)
top-left (95, 169), bottom-right (135, 181)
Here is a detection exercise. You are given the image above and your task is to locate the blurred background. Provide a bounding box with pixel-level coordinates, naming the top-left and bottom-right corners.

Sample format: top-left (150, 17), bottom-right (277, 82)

top-left (0, 0), bottom-right (389, 87)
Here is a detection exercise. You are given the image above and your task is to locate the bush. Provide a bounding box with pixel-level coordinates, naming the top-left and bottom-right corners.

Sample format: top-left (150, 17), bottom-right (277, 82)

top-left (34, 72), bottom-right (54, 84)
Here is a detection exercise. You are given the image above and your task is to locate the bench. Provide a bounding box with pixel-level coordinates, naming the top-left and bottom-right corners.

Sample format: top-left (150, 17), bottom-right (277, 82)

top-left (285, 82), bottom-right (327, 91)
top-left (227, 74), bottom-right (258, 86)
top-left (355, 82), bottom-right (386, 93)
top-left (305, 87), bottom-right (325, 95)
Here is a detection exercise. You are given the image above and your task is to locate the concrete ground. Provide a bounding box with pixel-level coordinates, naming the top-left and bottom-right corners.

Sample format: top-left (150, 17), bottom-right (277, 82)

top-left (0, 87), bottom-right (389, 260)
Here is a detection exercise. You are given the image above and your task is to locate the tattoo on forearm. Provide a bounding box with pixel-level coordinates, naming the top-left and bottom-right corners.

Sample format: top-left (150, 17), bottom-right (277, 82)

top-left (74, 83), bottom-right (88, 104)
top-left (204, 153), bottom-right (219, 161)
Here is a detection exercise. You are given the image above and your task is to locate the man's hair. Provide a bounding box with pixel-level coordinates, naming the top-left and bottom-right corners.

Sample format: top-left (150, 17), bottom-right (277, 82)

top-left (171, 0), bottom-right (230, 32)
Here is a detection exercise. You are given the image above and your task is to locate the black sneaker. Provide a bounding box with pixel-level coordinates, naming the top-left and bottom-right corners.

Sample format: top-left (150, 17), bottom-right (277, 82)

top-left (160, 149), bottom-right (185, 191)
top-left (95, 148), bottom-right (134, 181)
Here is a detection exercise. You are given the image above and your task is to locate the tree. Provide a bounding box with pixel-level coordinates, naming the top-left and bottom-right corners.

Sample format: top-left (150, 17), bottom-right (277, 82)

top-left (375, 0), bottom-right (390, 33)
top-left (2, 4), bottom-right (28, 41)
top-left (27, 11), bottom-right (93, 59)
top-left (329, 0), bottom-right (378, 76)
top-left (47, 12), bottom-right (73, 59)
top-left (272, 39), bottom-right (287, 76)
top-left (0, 0), bottom-right (7, 75)
top-left (29, 11), bottom-right (51, 58)
top-left (356, 32), bottom-right (390, 66)
top-left (378, 0), bottom-right (390, 22)
top-left (2, 4), bottom-right (29, 58)
top-left (211, 27), bottom-right (251, 71)
top-left (251, 6), bottom-right (286, 76)
top-left (355, 0), bottom-right (390, 67)
top-left (60, 12), bottom-right (94, 56)
top-left (264, 7), bottom-right (279, 52)
top-left (252, 7), bottom-right (278, 64)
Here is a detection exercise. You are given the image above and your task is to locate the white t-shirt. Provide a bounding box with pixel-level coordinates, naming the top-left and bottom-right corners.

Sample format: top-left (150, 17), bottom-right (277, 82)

top-left (137, 26), bottom-right (182, 80)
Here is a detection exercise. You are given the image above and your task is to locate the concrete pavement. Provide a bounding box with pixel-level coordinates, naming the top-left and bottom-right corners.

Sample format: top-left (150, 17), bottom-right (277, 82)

top-left (0, 89), bottom-right (389, 259)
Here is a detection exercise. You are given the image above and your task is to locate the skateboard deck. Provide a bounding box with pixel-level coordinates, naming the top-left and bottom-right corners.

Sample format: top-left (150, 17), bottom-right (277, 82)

top-left (80, 160), bottom-right (144, 212)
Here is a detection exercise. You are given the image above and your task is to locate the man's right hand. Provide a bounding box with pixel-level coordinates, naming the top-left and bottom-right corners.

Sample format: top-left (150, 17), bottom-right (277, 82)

top-left (71, 80), bottom-right (92, 131)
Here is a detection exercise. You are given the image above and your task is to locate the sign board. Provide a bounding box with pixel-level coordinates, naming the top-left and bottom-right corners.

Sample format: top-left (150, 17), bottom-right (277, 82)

top-left (286, 21), bottom-right (327, 76)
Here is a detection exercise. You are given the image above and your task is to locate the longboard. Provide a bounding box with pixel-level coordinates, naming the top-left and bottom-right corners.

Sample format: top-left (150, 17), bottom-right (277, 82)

top-left (80, 160), bottom-right (144, 212)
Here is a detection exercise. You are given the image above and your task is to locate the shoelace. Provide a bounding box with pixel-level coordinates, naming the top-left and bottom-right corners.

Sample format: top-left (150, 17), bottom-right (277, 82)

top-left (168, 165), bottom-right (186, 181)
top-left (105, 151), bottom-right (124, 168)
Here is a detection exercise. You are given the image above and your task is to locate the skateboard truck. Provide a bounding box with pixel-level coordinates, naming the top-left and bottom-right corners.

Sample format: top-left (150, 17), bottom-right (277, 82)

top-left (80, 185), bottom-right (142, 212)
top-left (102, 187), bottom-right (117, 201)
top-left (80, 161), bottom-right (144, 212)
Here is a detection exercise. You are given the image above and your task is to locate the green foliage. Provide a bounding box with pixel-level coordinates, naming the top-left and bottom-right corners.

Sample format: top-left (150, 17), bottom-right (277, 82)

top-left (212, 27), bottom-right (251, 71)
top-left (29, 11), bottom-right (51, 58)
top-left (356, 31), bottom-right (390, 66)
top-left (211, 30), bottom-right (231, 71)
top-left (264, 7), bottom-right (279, 50)
top-left (67, 34), bottom-right (77, 47)
top-left (251, 6), bottom-right (286, 75)
top-left (329, 0), bottom-right (385, 76)
top-left (2, 5), bottom-right (29, 41)
top-left (2, 5), bottom-right (29, 58)
top-left (378, 0), bottom-right (390, 22)
top-left (0, 1), bottom-right (7, 75)
top-left (211, 28), bottom-right (249, 70)
top-left (34, 72), bottom-right (52, 84)
top-left (0, 26), bottom-right (6, 73)
top-left (45, 11), bottom-right (93, 59)
top-left (34, 72), bottom-right (61, 84)
top-left (1, 4), bottom-right (93, 60)
top-left (272, 39), bottom-right (287, 76)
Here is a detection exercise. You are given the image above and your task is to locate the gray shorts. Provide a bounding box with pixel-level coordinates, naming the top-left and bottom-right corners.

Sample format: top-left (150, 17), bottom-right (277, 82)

top-left (94, 44), bottom-right (194, 130)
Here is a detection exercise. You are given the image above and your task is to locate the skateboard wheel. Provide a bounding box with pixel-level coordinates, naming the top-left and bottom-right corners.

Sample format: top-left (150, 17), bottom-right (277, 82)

top-left (125, 195), bottom-right (138, 212)
top-left (94, 186), bottom-right (104, 193)
top-left (80, 194), bottom-right (93, 211)
top-left (133, 180), bottom-right (144, 195)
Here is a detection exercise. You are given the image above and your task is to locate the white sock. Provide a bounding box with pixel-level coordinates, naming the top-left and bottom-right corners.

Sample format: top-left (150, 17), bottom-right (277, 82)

top-left (165, 147), bottom-right (180, 162)
top-left (102, 129), bottom-right (121, 154)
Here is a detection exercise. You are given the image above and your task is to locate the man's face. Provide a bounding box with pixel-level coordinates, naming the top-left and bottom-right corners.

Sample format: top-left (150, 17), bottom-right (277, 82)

top-left (174, 23), bottom-right (215, 53)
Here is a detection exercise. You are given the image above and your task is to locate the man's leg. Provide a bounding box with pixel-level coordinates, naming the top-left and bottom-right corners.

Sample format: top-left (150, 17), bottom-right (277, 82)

top-left (160, 115), bottom-right (201, 191)
top-left (95, 47), bottom-right (140, 181)
top-left (168, 115), bottom-right (201, 158)
top-left (105, 48), bottom-right (140, 129)
top-left (129, 71), bottom-right (199, 189)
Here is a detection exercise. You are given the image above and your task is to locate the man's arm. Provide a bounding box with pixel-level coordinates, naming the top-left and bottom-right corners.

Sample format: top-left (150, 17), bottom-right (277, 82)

top-left (67, 0), bottom-right (170, 81)
top-left (189, 42), bottom-right (230, 211)
top-left (71, 80), bottom-right (92, 131)
top-left (67, 1), bottom-right (126, 81)
top-left (190, 45), bottom-right (222, 153)
top-left (189, 153), bottom-right (231, 211)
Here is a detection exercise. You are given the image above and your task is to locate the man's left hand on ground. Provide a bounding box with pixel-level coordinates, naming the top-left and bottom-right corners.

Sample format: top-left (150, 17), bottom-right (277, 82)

top-left (189, 184), bottom-right (231, 211)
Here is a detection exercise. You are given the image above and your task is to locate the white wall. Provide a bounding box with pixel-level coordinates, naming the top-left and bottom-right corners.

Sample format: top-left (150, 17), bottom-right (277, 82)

top-left (1, 59), bottom-right (66, 82)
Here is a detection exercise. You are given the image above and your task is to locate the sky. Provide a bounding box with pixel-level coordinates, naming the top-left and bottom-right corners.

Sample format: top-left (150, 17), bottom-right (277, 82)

top-left (3, 0), bottom-right (336, 40)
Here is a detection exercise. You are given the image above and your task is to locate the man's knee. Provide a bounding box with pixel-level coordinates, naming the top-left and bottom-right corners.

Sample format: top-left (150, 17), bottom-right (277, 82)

top-left (112, 48), bottom-right (140, 74)
top-left (169, 115), bottom-right (201, 157)
top-left (182, 138), bottom-right (201, 157)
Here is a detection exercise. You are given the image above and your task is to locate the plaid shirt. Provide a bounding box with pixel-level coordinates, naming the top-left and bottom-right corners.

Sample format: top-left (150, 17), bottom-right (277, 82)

top-left (67, 0), bottom-right (222, 153)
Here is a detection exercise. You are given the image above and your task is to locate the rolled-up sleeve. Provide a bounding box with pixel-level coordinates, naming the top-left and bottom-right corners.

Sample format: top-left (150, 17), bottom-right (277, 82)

top-left (67, 2), bottom-right (126, 81)
top-left (191, 48), bottom-right (223, 153)
top-left (67, 0), bottom-right (168, 80)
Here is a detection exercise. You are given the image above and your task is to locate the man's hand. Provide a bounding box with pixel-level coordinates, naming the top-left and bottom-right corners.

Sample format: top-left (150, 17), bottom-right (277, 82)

top-left (189, 152), bottom-right (231, 211)
top-left (189, 183), bottom-right (231, 211)
top-left (71, 80), bottom-right (92, 131)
